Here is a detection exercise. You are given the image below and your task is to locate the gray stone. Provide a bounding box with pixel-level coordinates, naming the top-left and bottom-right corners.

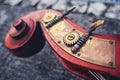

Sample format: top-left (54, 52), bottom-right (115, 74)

top-left (0, 10), bottom-right (8, 25)
top-left (0, 0), bottom-right (3, 2)
top-left (4, 0), bottom-right (22, 6)
top-left (52, 0), bottom-right (67, 10)
top-left (30, 0), bottom-right (40, 6)
top-left (105, 5), bottom-right (120, 19)
top-left (70, 0), bottom-right (88, 13)
top-left (70, 0), bottom-right (81, 5)
top-left (41, 0), bottom-right (57, 5)
top-left (37, 0), bottom-right (57, 9)
top-left (0, 42), bottom-right (2, 47)
top-left (36, 2), bottom-right (43, 10)
top-left (21, 0), bottom-right (31, 7)
top-left (87, 3), bottom-right (107, 17)
top-left (105, 12), bottom-right (116, 19)
top-left (78, 2), bottom-right (88, 13)
top-left (14, 60), bottom-right (21, 66)
top-left (21, 0), bottom-right (40, 7)
top-left (79, 5), bottom-right (88, 13)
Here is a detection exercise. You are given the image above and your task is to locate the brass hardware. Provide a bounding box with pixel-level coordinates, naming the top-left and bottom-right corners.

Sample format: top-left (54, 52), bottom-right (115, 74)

top-left (109, 41), bottom-right (113, 44)
top-left (108, 62), bottom-right (113, 67)
top-left (42, 19), bottom-right (115, 68)
top-left (72, 28), bottom-right (76, 31)
top-left (89, 37), bottom-right (93, 40)
top-left (90, 20), bottom-right (104, 28)
top-left (58, 41), bottom-right (61, 44)
top-left (77, 53), bottom-right (81, 56)
top-left (44, 6), bottom-right (76, 28)
top-left (42, 12), bottom-right (57, 23)
top-left (63, 31), bottom-right (80, 46)
top-left (71, 20), bottom-right (105, 53)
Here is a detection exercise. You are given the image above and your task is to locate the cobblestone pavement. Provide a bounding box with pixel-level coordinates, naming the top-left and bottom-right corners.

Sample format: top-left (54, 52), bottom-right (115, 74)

top-left (0, 0), bottom-right (120, 80)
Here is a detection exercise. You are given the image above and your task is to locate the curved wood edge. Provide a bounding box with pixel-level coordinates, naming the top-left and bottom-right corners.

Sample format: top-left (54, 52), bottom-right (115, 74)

top-left (21, 9), bottom-right (120, 78)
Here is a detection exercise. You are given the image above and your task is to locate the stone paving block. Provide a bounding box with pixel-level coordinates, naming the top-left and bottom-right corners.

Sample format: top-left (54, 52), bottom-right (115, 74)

top-left (105, 5), bottom-right (120, 19)
top-left (21, 0), bottom-right (40, 8)
top-left (0, 10), bottom-right (8, 25)
top-left (4, 0), bottom-right (22, 6)
top-left (52, 0), bottom-right (67, 10)
top-left (37, 0), bottom-right (57, 9)
top-left (70, 0), bottom-right (88, 13)
top-left (87, 2), bottom-right (107, 17)
top-left (30, 0), bottom-right (40, 6)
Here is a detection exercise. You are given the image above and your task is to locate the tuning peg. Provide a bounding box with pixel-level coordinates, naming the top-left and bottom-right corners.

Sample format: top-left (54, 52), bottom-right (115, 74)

top-left (90, 20), bottom-right (104, 28)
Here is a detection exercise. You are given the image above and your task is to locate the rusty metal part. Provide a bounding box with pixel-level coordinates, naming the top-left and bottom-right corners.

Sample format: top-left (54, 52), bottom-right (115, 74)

top-left (71, 20), bottom-right (105, 53)
top-left (4, 19), bottom-right (45, 57)
top-left (42, 12), bottom-right (57, 23)
top-left (63, 31), bottom-right (80, 46)
top-left (72, 20), bottom-right (104, 53)
top-left (45, 6), bottom-right (76, 28)
top-left (42, 19), bottom-right (115, 67)
top-left (71, 34), bottom-right (88, 53)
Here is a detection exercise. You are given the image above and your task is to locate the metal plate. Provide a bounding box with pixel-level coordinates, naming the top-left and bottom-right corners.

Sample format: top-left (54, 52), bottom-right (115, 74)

top-left (42, 19), bottom-right (115, 68)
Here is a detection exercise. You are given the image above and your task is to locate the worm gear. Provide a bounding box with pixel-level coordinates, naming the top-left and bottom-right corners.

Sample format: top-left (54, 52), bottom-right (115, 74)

top-left (63, 31), bottom-right (80, 46)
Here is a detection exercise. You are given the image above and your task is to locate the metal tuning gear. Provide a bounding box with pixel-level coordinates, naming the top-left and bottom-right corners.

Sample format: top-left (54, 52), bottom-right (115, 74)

top-left (46, 6), bottom-right (76, 28)
top-left (63, 31), bottom-right (80, 47)
top-left (71, 20), bottom-right (104, 53)
top-left (42, 12), bottom-right (57, 23)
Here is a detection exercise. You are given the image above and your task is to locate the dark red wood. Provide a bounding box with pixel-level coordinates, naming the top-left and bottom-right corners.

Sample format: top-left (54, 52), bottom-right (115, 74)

top-left (4, 14), bottom-right (45, 57)
top-left (39, 10), bottom-right (120, 79)
top-left (4, 9), bottom-right (120, 79)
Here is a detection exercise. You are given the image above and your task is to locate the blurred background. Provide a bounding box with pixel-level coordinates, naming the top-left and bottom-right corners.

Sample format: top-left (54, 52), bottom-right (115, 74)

top-left (0, 0), bottom-right (120, 80)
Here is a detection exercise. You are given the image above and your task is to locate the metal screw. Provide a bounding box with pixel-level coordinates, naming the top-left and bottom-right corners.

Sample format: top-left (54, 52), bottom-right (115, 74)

top-left (73, 29), bottom-right (76, 31)
top-left (109, 41), bottom-right (113, 44)
top-left (58, 41), bottom-right (61, 44)
top-left (89, 37), bottom-right (93, 40)
top-left (77, 53), bottom-right (80, 56)
top-left (108, 62), bottom-right (113, 67)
